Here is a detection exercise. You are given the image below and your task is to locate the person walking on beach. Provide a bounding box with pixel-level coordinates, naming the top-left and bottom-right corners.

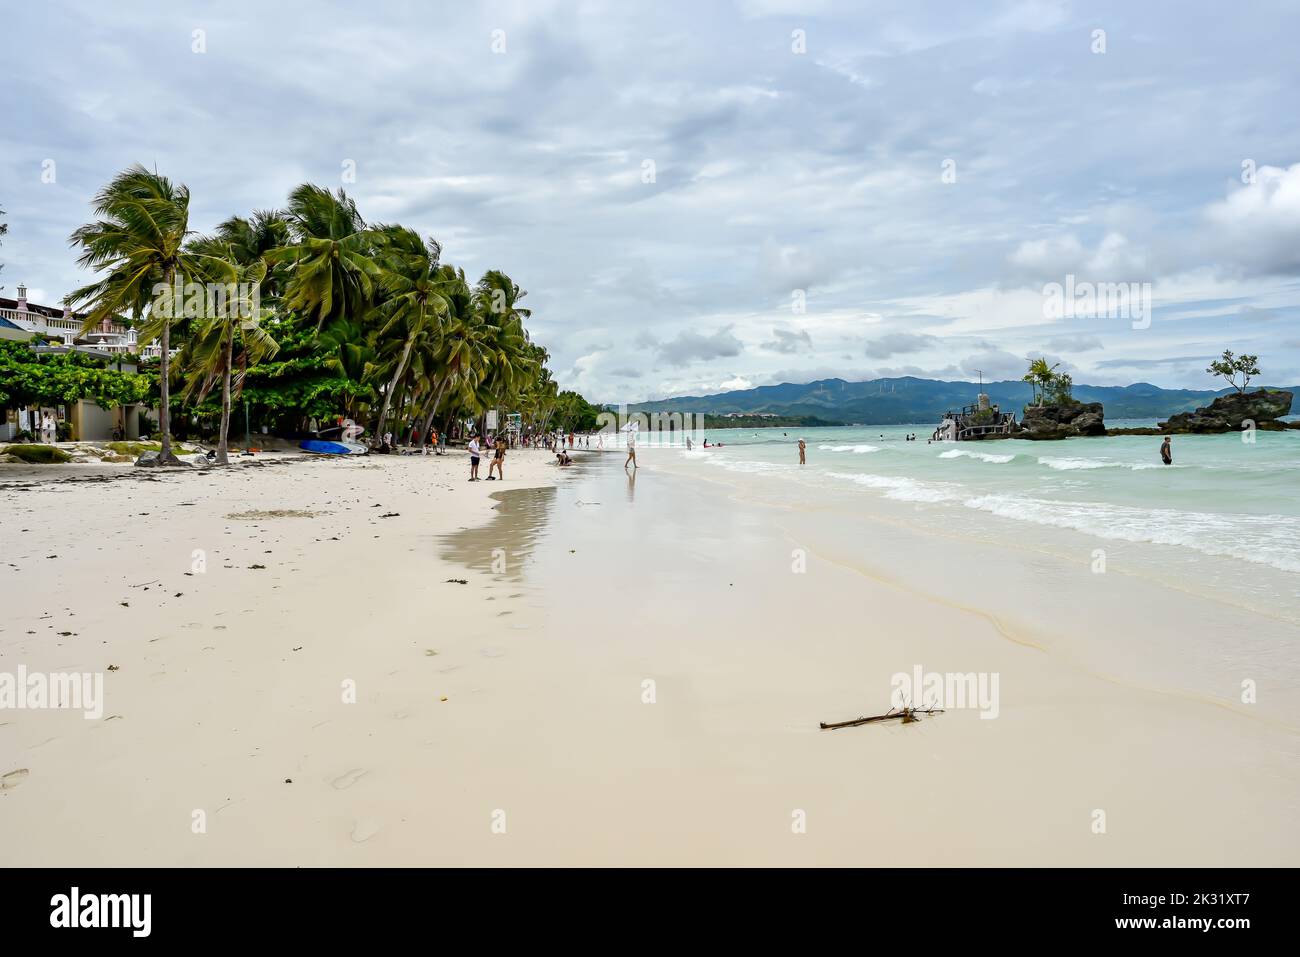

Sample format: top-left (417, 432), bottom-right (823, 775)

top-left (488, 436), bottom-right (506, 480)
top-left (624, 425), bottom-right (637, 469)
top-left (1160, 435), bottom-right (1173, 466)
top-left (468, 435), bottom-right (482, 480)
top-left (798, 438), bottom-right (806, 465)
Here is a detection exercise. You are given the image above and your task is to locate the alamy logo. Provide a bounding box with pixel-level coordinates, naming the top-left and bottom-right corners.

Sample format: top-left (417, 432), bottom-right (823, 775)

top-left (594, 404), bottom-right (706, 447)
top-left (890, 665), bottom-right (1000, 719)
top-left (151, 277), bottom-right (261, 320)
top-left (50, 887), bottom-right (151, 937)
top-left (0, 667), bottom-right (103, 719)
top-left (1042, 274), bottom-right (1152, 329)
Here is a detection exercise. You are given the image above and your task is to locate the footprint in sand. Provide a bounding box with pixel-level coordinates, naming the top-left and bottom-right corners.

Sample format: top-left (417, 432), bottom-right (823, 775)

top-left (480, 648), bottom-right (506, 659)
top-left (2, 768), bottom-right (30, 790)
top-left (331, 768), bottom-right (368, 790)
top-left (351, 818), bottom-right (383, 843)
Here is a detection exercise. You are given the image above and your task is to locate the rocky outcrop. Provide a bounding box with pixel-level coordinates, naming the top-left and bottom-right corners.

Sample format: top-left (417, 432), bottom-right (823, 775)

top-left (1016, 402), bottom-right (1106, 440)
top-left (1158, 389), bottom-right (1292, 434)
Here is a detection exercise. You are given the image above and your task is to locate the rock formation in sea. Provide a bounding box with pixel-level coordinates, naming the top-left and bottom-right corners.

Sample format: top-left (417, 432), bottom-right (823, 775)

top-left (1016, 402), bottom-right (1106, 440)
top-left (1158, 389), bottom-right (1293, 433)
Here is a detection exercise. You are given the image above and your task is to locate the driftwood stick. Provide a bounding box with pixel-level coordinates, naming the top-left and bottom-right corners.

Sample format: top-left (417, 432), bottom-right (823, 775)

top-left (819, 705), bottom-right (944, 730)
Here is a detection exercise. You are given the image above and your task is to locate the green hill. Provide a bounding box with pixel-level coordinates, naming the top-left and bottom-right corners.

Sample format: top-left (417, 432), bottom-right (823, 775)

top-left (627, 377), bottom-right (1299, 425)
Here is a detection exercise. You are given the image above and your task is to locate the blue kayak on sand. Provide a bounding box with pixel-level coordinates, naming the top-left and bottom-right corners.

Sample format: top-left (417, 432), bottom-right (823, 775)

top-left (299, 439), bottom-right (368, 456)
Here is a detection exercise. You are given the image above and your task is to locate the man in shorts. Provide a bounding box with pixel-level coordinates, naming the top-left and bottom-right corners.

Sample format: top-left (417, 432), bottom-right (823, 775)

top-left (468, 435), bottom-right (482, 480)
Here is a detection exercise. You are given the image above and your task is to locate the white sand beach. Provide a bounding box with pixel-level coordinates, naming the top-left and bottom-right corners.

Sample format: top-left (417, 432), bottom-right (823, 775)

top-left (2, 447), bottom-right (1296, 866)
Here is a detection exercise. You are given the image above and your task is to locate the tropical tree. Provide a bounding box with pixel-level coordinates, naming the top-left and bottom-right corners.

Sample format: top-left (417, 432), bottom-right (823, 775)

top-left (176, 256), bottom-right (279, 464)
top-left (1022, 357), bottom-right (1061, 406)
top-left (267, 185), bottom-right (380, 332)
top-left (0, 339), bottom-right (152, 412)
top-left (208, 210), bottom-right (289, 298)
top-left (370, 227), bottom-right (450, 443)
top-left (1206, 350), bottom-right (1260, 394)
top-left (67, 165), bottom-right (200, 464)
top-left (410, 267), bottom-right (477, 443)
top-left (61, 170), bottom-right (591, 454)
top-left (316, 317), bottom-right (379, 421)
top-left (468, 271), bottom-right (535, 431)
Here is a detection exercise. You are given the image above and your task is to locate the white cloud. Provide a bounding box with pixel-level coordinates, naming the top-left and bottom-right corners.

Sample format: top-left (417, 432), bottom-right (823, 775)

top-left (719, 374), bottom-right (755, 391)
top-left (1204, 162), bottom-right (1300, 275)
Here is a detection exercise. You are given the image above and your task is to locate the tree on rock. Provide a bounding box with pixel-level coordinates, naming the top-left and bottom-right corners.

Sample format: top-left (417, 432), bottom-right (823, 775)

top-left (1206, 350), bottom-right (1260, 394)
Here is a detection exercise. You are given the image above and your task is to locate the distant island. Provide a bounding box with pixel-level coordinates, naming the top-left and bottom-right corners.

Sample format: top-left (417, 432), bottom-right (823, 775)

top-left (628, 374), bottom-right (1300, 427)
top-left (701, 413), bottom-right (845, 429)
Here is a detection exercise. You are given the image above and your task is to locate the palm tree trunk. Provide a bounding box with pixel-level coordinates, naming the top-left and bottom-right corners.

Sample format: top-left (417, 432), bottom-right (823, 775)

top-left (418, 378), bottom-right (451, 448)
top-left (216, 325), bottom-right (234, 466)
top-left (157, 267), bottom-right (180, 465)
top-left (374, 333), bottom-right (415, 443)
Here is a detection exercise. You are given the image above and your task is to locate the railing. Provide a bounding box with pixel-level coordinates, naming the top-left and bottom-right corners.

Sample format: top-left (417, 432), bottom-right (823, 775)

top-left (934, 409), bottom-right (1017, 442)
top-left (0, 308), bottom-right (129, 336)
top-left (138, 344), bottom-right (180, 359)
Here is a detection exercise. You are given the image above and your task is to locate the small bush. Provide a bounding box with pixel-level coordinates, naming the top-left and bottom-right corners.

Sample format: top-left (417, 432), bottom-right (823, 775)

top-left (104, 441), bottom-right (161, 456)
top-left (105, 440), bottom-right (197, 456)
top-left (0, 444), bottom-right (73, 464)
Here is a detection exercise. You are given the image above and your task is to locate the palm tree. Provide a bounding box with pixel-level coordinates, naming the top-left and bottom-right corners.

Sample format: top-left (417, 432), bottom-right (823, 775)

top-left (1022, 358), bottom-right (1060, 407)
top-left (469, 271), bottom-right (534, 434)
top-left (409, 267), bottom-right (476, 444)
top-left (267, 185), bottom-right (380, 332)
top-left (209, 210), bottom-right (289, 299)
top-left (177, 244), bottom-right (279, 464)
top-left (68, 165), bottom-right (200, 464)
top-left (318, 317), bottom-right (379, 421)
top-left (370, 227), bottom-right (451, 444)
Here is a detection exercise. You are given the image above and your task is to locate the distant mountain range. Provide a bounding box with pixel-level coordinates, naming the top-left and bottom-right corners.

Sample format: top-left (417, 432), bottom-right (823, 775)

top-left (627, 377), bottom-right (1300, 425)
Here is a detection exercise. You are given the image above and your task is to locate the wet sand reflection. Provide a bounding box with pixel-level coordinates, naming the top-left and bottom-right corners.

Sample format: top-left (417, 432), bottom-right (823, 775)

top-left (438, 485), bottom-right (558, 582)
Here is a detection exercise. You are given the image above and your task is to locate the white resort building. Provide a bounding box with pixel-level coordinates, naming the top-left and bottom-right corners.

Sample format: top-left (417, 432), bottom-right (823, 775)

top-left (1, 284), bottom-right (158, 442)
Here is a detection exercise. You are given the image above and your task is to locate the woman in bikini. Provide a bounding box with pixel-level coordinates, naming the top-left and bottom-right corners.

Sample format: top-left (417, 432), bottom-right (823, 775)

top-left (488, 436), bottom-right (507, 480)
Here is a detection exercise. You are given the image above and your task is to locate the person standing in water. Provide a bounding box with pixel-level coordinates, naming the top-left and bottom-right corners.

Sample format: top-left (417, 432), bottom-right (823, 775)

top-left (1160, 435), bottom-right (1173, 465)
top-left (798, 438), bottom-right (806, 465)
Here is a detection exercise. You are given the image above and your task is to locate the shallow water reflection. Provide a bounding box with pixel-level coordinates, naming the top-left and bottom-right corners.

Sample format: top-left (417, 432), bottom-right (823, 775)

top-left (438, 485), bottom-right (558, 582)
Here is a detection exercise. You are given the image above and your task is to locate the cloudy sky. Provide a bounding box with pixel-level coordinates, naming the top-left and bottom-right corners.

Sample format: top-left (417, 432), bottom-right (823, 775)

top-left (3, 0), bottom-right (1299, 400)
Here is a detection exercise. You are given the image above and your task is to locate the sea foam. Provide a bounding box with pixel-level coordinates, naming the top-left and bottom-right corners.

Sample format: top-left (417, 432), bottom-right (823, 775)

top-left (819, 444), bottom-right (881, 454)
top-left (963, 494), bottom-right (1300, 573)
top-left (939, 449), bottom-right (1015, 464)
top-left (1038, 456), bottom-right (1162, 471)
top-left (825, 470), bottom-right (959, 504)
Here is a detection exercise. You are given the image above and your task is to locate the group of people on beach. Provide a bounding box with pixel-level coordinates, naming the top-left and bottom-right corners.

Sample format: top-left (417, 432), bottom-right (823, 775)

top-left (466, 433), bottom-right (508, 481)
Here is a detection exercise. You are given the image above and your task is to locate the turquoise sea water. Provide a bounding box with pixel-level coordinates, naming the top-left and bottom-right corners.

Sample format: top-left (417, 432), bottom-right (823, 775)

top-left (649, 422), bottom-right (1300, 616)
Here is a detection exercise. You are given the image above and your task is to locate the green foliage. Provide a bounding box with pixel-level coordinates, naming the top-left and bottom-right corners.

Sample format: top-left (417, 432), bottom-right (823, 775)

top-left (1022, 358), bottom-right (1073, 407)
top-left (552, 391), bottom-right (602, 432)
top-left (1206, 350), bottom-right (1260, 394)
top-left (0, 340), bottom-right (154, 409)
top-left (56, 168), bottom-right (597, 450)
top-left (1, 444), bottom-right (73, 464)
